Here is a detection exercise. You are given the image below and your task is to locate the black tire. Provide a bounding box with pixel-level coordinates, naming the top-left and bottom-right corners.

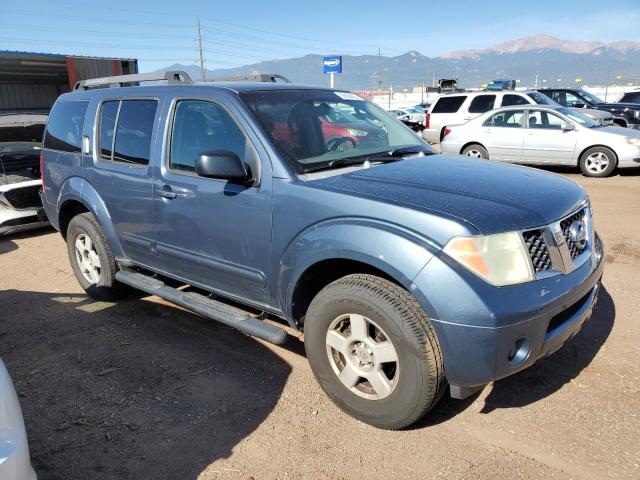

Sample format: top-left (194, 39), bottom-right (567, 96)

top-left (579, 146), bottom-right (617, 177)
top-left (461, 144), bottom-right (489, 159)
top-left (304, 274), bottom-right (445, 430)
top-left (66, 212), bottom-right (121, 300)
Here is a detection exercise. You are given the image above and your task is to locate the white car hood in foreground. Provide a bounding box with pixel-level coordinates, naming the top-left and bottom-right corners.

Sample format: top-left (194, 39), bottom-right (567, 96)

top-left (0, 359), bottom-right (37, 480)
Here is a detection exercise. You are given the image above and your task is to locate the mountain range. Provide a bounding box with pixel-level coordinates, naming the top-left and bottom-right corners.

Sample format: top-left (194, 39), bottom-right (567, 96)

top-left (158, 35), bottom-right (640, 91)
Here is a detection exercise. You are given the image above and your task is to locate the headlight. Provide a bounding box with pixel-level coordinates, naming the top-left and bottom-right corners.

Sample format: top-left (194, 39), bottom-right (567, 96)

top-left (624, 137), bottom-right (640, 145)
top-left (347, 128), bottom-right (368, 137)
top-left (634, 110), bottom-right (640, 119)
top-left (443, 232), bottom-right (534, 286)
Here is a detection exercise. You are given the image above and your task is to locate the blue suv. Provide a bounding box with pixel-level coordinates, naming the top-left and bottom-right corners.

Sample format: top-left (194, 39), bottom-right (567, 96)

top-left (41, 71), bottom-right (604, 429)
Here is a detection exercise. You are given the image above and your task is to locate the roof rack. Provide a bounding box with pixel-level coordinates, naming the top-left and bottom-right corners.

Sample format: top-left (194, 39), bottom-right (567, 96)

top-left (211, 73), bottom-right (291, 83)
top-left (73, 71), bottom-right (193, 90)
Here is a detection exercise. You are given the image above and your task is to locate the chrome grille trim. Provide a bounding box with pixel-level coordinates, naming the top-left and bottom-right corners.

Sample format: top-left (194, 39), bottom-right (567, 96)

top-left (520, 201), bottom-right (593, 277)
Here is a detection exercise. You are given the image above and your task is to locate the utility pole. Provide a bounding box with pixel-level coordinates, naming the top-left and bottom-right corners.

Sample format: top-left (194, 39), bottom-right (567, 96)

top-left (376, 47), bottom-right (383, 91)
top-left (535, 74), bottom-right (539, 89)
top-left (197, 17), bottom-right (206, 82)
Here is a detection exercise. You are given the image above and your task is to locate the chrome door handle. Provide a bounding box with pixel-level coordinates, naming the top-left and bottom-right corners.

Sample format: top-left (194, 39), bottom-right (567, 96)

top-left (157, 190), bottom-right (177, 199)
top-left (157, 186), bottom-right (177, 199)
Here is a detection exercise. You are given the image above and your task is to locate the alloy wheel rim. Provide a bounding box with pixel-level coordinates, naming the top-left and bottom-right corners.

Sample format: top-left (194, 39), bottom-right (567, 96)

top-left (466, 149), bottom-right (483, 158)
top-left (74, 234), bottom-right (101, 284)
top-left (585, 152), bottom-right (610, 174)
top-left (325, 313), bottom-right (399, 400)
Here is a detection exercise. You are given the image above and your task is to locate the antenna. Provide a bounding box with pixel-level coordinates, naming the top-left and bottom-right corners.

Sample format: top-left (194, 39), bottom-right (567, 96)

top-left (197, 17), bottom-right (206, 82)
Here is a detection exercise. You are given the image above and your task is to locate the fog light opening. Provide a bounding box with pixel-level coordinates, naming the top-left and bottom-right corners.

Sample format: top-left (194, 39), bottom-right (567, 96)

top-left (507, 337), bottom-right (531, 366)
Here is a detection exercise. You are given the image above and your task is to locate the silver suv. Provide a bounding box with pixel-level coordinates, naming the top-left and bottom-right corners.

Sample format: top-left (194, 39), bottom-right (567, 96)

top-left (422, 90), bottom-right (613, 143)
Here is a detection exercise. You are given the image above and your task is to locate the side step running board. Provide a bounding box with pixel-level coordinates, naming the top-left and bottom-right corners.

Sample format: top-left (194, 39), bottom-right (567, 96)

top-left (115, 270), bottom-right (288, 345)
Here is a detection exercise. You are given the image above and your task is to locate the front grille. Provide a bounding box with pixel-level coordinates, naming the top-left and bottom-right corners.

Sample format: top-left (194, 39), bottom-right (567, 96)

top-left (523, 229), bottom-right (552, 272)
top-left (2, 185), bottom-right (42, 209)
top-left (560, 208), bottom-right (587, 260)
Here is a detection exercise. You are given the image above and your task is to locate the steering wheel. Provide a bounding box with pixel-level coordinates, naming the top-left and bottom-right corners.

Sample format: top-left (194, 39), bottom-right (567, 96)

top-left (326, 136), bottom-right (356, 152)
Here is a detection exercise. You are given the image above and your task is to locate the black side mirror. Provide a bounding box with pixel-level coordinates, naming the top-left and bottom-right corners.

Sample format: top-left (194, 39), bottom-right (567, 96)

top-left (572, 102), bottom-right (586, 108)
top-left (196, 151), bottom-right (251, 183)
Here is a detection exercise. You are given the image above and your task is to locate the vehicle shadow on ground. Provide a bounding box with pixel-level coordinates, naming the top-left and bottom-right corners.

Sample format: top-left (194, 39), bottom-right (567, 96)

top-left (481, 285), bottom-right (615, 413)
top-left (0, 289), bottom-right (291, 480)
top-left (0, 226), bottom-right (54, 254)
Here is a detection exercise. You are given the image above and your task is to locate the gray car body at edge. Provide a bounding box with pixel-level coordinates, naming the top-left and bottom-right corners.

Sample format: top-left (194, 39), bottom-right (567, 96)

top-left (41, 83), bottom-right (605, 394)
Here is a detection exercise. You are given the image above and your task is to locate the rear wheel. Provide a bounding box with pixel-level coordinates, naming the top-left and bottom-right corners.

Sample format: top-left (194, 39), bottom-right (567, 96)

top-left (66, 212), bottom-right (121, 300)
top-left (579, 146), bottom-right (617, 177)
top-left (304, 274), bottom-right (445, 430)
top-left (461, 144), bottom-right (488, 159)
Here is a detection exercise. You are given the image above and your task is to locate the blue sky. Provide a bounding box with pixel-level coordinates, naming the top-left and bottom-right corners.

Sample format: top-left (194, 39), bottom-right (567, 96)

top-left (1, 0), bottom-right (638, 72)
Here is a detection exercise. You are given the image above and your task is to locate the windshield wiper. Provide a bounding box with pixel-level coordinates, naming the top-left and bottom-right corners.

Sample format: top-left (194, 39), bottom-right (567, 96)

top-left (302, 146), bottom-right (431, 174)
top-left (368, 146), bottom-right (432, 159)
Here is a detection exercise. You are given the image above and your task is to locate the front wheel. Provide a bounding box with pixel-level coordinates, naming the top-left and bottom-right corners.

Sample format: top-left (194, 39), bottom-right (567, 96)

top-left (579, 146), bottom-right (617, 177)
top-left (304, 274), bottom-right (445, 430)
top-left (461, 144), bottom-right (488, 159)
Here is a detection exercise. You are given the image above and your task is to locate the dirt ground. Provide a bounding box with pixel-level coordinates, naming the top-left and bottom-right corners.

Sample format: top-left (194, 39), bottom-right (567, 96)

top-left (1, 169), bottom-right (639, 480)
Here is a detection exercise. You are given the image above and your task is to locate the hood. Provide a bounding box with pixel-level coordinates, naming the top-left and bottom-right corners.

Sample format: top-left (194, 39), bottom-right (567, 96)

top-left (308, 154), bottom-right (587, 235)
top-left (582, 108), bottom-right (612, 119)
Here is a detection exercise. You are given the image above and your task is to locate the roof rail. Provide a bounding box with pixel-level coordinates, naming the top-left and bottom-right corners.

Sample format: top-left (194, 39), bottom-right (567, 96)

top-left (211, 73), bottom-right (291, 83)
top-left (73, 71), bottom-right (193, 90)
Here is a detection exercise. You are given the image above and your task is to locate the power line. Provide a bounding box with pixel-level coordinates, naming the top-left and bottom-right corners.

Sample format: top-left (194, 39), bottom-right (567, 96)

top-left (22, 0), bottom-right (385, 50)
top-left (0, 23), bottom-right (193, 40)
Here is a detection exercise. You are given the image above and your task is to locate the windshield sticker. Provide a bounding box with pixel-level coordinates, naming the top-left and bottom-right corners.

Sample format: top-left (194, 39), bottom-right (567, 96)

top-left (334, 91), bottom-right (363, 101)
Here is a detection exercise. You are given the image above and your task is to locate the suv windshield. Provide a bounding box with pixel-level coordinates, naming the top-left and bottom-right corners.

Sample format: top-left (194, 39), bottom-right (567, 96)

top-left (577, 90), bottom-right (604, 105)
top-left (240, 89), bottom-right (431, 173)
top-left (527, 92), bottom-right (559, 106)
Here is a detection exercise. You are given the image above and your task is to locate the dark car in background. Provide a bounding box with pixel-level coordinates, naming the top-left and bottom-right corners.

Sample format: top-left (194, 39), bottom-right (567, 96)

top-left (0, 113), bottom-right (49, 235)
top-left (619, 90), bottom-right (640, 104)
top-left (539, 88), bottom-right (640, 129)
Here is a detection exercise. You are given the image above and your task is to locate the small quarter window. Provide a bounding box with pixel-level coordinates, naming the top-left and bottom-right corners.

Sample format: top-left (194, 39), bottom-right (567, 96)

top-left (99, 101), bottom-right (119, 160)
top-left (43, 101), bottom-right (89, 153)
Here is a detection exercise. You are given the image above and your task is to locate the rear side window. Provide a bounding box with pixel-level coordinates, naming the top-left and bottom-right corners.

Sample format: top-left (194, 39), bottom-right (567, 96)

top-left (99, 100), bottom-right (157, 165)
top-left (621, 92), bottom-right (640, 103)
top-left (502, 94), bottom-right (529, 107)
top-left (44, 101), bottom-right (89, 153)
top-left (483, 110), bottom-right (524, 128)
top-left (468, 95), bottom-right (496, 113)
top-left (432, 96), bottom-right (466, 113)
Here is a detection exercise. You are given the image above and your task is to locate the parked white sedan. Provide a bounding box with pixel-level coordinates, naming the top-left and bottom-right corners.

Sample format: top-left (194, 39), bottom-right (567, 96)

top-left (441, 105), bottom-right (640, 177)
top-left (0, 358), bottom-right (36, 480)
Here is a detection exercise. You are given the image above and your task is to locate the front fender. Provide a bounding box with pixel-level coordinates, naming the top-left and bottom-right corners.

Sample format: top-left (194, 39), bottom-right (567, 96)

top-left (277, 218), bottom-right (439, 321)
top-left (57, 177), bottom-right (125, 258)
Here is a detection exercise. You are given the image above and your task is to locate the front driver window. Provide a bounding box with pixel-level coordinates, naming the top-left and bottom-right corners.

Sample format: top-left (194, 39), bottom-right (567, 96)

top-left (170, 100), bottom-right (256, 174)
top-left (528, 111), bottom-right (564, 130)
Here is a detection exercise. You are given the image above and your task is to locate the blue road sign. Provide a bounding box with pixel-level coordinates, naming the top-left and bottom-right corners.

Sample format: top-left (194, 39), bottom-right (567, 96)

top-left (323, 56), bottom-right (342, 74)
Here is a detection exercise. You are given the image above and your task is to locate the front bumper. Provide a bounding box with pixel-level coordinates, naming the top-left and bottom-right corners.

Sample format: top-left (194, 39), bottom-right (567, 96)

top-left (411, 232), bottom-right (605, 395)
top-left (0, 186), bottom-right (49, 236)
top-left (0, 203), bottom-right (49, 236)
top-left (0, 361), bottom-right (36, 480)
